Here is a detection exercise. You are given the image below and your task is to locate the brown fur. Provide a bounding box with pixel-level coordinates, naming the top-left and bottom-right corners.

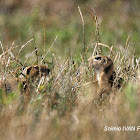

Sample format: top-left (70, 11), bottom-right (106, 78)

top-left (19, 65), bottom-right (50, 106)
top-left (88, 55), bottom-right (115, 96)
top-left (19, 65), bottom-right (50, 86)
top-left (0, 65), bottom-right (50, 106)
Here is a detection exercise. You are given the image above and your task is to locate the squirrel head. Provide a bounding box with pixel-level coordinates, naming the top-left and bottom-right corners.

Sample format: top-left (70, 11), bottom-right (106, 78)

top-left (88, 55), bottom-right (113, 72)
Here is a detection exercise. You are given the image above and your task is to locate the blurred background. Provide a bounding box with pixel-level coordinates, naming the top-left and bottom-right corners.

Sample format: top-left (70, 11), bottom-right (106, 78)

top-left (0, 1), bottom-right (139, 139)
top-left (0, 0), bottom-right (139, 63)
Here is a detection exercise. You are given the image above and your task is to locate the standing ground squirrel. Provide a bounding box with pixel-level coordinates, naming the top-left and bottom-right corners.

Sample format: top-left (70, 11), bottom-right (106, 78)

top-left (88, 55), bottom-right (116, 97)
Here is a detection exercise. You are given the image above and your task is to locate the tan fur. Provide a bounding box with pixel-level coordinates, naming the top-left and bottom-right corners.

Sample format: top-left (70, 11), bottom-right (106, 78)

top-left (19, 65), bottom-right (50, 84)
top-left (19, 65), bottom-right (50, 106)
top-left (0, 65), bottom-right (50, 99)
top-left (88, 55), bottom-right (115, 96)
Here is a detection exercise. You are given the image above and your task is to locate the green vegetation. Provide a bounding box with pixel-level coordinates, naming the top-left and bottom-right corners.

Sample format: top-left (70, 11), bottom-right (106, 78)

top-left (0, 0), bottom-right (139, 139)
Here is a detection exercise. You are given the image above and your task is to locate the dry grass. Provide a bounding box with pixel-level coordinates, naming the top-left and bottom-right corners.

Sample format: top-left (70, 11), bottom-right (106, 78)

top-left (0, 7), bottom-right (140, 140)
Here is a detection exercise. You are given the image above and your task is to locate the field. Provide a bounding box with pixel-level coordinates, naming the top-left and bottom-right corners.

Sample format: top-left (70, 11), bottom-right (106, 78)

top-left (0, 0), bottom-right (140, 139)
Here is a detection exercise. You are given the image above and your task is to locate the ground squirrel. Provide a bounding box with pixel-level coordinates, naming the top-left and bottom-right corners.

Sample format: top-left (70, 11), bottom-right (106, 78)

top-left (19, 65), bottom-right (50, 90)
top-left (0, 65), bottom-right (50, 93)
top-left (88, 55), bottom-right (116, 97)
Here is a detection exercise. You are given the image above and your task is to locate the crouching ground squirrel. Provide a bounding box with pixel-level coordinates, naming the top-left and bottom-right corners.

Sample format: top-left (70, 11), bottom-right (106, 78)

top-left (0, 65), bottom-right (50, 93)
top-left (88, 55), bottom-right (116, 97)
top-left (19, 65), bottom-right (50, 91)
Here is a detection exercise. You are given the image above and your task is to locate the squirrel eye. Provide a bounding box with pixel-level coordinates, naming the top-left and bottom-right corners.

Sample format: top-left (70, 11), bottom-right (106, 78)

top-left (103, 59), bottom-right (106, 63)
top-left (95, 56), bottom-right (101, 60)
